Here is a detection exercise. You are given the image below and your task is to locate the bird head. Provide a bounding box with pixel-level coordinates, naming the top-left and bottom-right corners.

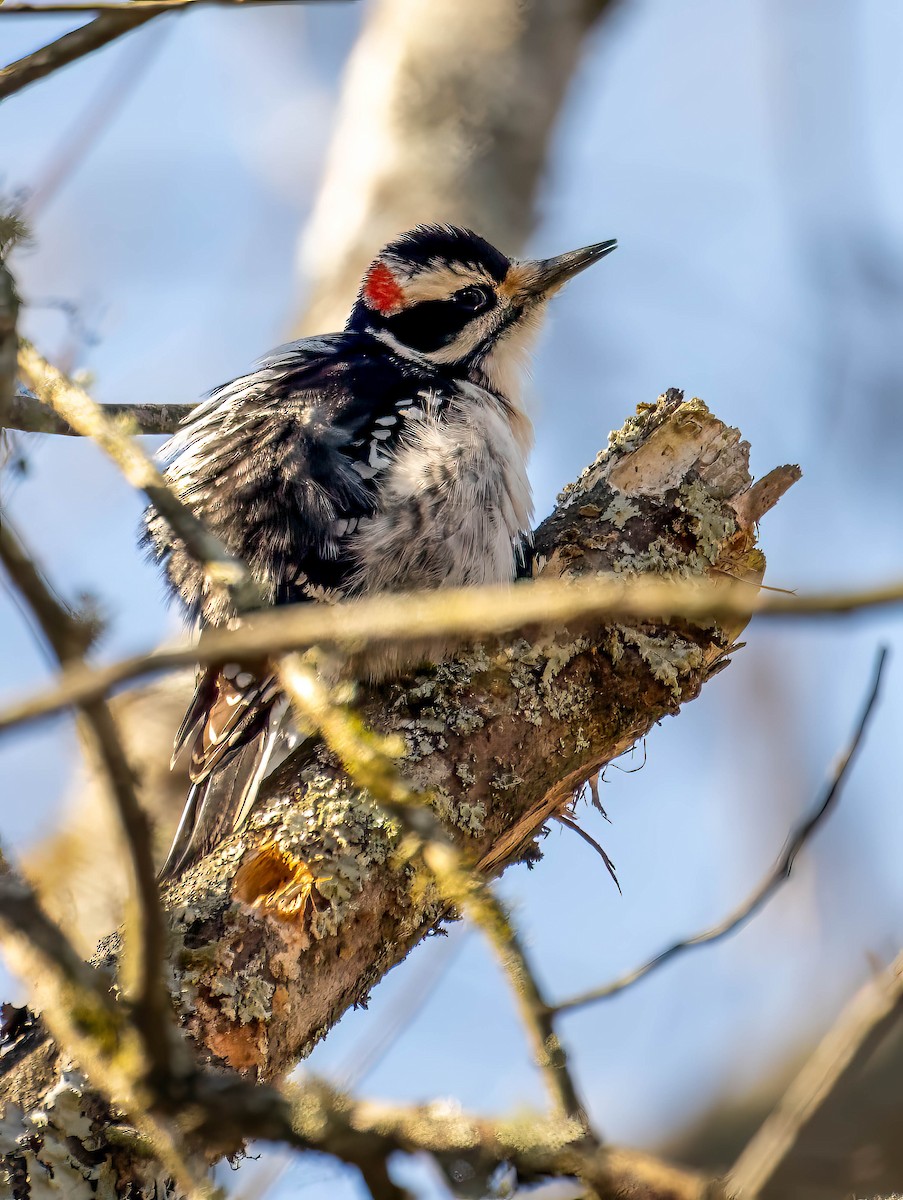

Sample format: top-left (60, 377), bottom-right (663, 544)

top-left (347, 224), bottom-right (616, 394)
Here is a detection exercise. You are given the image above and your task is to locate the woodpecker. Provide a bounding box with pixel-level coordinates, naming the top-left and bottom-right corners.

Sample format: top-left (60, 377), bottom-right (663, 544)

top-left (146, 224), bottom-right (616, 880)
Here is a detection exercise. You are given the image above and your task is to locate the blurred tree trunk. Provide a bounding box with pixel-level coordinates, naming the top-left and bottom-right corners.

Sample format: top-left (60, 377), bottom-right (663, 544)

top-left (295, 0), bottom-right (618, 334)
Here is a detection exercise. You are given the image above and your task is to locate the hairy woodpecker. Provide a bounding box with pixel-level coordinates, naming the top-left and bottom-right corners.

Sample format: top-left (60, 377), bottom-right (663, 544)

top-left (146, 224), bottom-right (616, 880)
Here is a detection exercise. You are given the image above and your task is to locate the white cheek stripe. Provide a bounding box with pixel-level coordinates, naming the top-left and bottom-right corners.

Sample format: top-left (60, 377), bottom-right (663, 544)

top-left (368, 327), bottom-right (434, 365)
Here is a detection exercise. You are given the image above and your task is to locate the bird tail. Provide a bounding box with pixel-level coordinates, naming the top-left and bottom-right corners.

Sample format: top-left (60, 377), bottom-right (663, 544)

top-left (158, 720), bottom-right (281, 882)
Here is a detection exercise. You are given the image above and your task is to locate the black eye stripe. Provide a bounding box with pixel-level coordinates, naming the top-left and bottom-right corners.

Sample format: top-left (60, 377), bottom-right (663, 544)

top-left (384, 291), bottom-right (496, 353)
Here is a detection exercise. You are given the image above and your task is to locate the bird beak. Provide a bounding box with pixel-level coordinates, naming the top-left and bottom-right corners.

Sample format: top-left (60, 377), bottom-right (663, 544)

top-left (512, 238), bottom-right (617, 300)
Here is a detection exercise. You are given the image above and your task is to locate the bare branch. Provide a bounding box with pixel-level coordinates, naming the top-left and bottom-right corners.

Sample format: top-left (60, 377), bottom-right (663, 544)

top-left (0, 853), bottom-right (217, 1200)
top-left (0, 0), bottom-right (354, 104)
top-left (8, 564), bottom-right (903, 739)
top-left (0, 516), bottom-right (172, 1083)
top-left (556, 813), bottom-right (620, 892)
top-left (728, 949), bottom-right (903, 1197)
top-left (0, 9), bottom-right (158, 103)
top-left (0, 0), bottom-right (351, 12)
top-left (5, 387), bottom-right (194, 435)
top-left (0, 848), bottom-right (119, 1028)
top-left (0, 263), bottom-right (17, 430)
top-left (549, 646), bottom-right (888, 1017)
top-left (0, 512), bottom-right (96, 660)
top-left (277, 1078), bottom-right (716, 1200)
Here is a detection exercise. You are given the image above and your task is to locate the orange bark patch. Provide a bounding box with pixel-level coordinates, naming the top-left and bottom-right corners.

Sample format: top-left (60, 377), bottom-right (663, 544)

top-left (234, 843), bottom-right (329, 924)
top-left (206, 1021), bottom-right (265, 1072)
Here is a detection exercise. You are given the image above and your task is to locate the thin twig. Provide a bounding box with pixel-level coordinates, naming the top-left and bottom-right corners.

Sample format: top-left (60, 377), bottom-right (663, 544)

top-left (278, 655), bottom-right (591, 1130)
top-left (556, 814), bottom-right (620, 893)
top-left (7, 387), bottom-right (194, 435)
top-left (0, 0), bottom-right (349, 12)
top-left (0, 573), bottom-right (900, 738)
top-left (0, 262), bottom-right (18, 430)
top-left (0, 9), bottom-right (158, 103)
top-left (0, 848), bottom-right (119, 1027)
top-left (0, 0), bottom-right (353, 105)
top-left (18, 342), bottom-right (261, 611)
top-left (728, 948), bottom-right (903, 1197)
top-left (0, 516), bottom-right (173, 1082)
top-left (477, 891), bottom-right (590, 1130)
top-left (549, 647), bottom-right (888, 1017)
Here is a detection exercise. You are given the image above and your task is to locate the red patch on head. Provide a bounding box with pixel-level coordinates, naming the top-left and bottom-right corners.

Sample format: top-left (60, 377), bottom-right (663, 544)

top-left (363, 262), bottom-right (406, 314)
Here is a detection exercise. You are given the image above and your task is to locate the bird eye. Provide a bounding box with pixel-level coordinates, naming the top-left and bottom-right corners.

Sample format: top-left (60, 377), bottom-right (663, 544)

top-left (456, 286), bottom-right (492, 311)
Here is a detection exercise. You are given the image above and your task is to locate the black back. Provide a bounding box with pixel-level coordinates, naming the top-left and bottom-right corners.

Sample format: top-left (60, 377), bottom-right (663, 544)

top-left (144, 332), bottom-right (459, 625)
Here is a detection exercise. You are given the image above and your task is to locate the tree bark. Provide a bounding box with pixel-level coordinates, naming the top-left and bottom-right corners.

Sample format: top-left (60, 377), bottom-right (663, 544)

top-left (0, 391), bottom-right (799, 1194)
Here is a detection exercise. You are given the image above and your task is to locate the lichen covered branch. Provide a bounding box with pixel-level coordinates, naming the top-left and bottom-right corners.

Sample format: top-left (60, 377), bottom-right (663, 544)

top-left (275, 654), bottom-right (592, 1127)
top-left (155, 391), bottom-right (789, 1079)
top-left (1, 390), bottom-right (797, 1196)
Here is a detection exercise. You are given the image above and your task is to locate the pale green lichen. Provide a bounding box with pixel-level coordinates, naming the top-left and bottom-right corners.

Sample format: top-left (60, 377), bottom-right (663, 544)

top-left (612, 626), bottom-right (705, 699)
top-left (0, 1070), bottom-right (135, 1200)
top-left (455, 761), bottom-right (476, 787)
top-left (605, 403), bottom-right (662, 458)
top-left (210, 969), bottom-right (274, 1024)
top-left (491, 765), bottom-right (526, 794)
top-left (677, 476), bottom-right (735, 560)
top-left (432, 783), bottom-right (486, 834)
top-left (601, 492), bottom-right (641, 529)
top-left (499, 636), bottom-right (592, 727)
top-left (615, 535), bottom-right (691, 577)
top-left (611, 477), bottom-right (735, 582)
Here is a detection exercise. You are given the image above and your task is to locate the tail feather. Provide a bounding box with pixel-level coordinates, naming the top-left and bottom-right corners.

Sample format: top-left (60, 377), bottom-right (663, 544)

top-left (158, 722), bottom-right (279, 881)
top-left (160, 664), bottom-right (289, 881)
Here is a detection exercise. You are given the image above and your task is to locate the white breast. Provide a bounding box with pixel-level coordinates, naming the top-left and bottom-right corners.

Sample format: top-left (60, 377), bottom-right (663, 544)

top-left (350, 383), bottom-right (533, 594)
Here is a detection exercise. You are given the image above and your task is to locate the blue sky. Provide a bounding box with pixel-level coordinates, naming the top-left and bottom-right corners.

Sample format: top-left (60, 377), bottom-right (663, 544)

top-left (2, 2), bottom-right (903, 1196)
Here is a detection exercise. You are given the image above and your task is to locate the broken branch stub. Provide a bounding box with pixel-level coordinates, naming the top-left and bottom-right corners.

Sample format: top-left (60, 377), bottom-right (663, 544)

top-left (161, 390), bottom-right (799, 1078)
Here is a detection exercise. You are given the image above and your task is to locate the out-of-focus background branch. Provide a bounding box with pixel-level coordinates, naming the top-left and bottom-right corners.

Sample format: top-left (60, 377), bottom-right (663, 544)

top-left (2, 0), bottom-right (902, 1197)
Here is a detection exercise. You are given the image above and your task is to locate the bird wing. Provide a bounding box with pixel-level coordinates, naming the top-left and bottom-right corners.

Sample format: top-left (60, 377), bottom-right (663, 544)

top-left (144, 332), bottom-right (453, 624)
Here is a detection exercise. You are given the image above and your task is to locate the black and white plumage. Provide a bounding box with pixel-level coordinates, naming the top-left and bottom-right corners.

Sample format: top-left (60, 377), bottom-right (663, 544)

top-left (146, 224), bottom-right (616, 880)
